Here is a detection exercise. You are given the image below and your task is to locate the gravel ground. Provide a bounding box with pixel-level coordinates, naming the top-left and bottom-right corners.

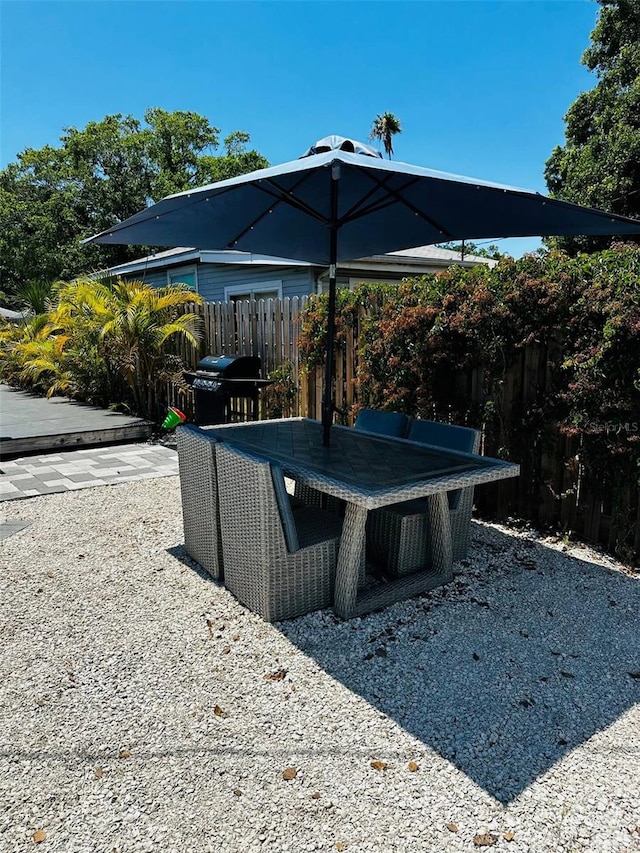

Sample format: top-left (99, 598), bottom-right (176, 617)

top-left (1, 478), bottom-right (639, 853)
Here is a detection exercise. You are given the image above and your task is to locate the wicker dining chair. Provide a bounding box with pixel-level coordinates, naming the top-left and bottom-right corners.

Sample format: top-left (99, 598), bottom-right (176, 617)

top-left (215, 442), bottom-right (344, 622)
top-left (176, 424), bottom-right (223, 580)
top-left (367, 420), bottom-right (481, 577)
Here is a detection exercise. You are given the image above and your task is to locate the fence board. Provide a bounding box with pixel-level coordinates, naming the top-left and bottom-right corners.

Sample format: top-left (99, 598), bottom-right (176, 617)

top-left (314, 366), bottom-right (323, 422)
top-left (345, 325), bottom-right (355, 421)
top-left (264, 300), bottom-right (274, 374)
top-left (249, 299), bottom-right (258, 359)
top-left (275, 298), bottom-right (283, 367)
top-left (291, 297), bottom-right (300, 414)
top-left (559, 435), bottom-right (579, 532)
top-left (300, 369), bottom-right (309, 418)
top-left (335, 348), bottom-right (344, 419)
top-left (283, 297), bottom-right (291, 365)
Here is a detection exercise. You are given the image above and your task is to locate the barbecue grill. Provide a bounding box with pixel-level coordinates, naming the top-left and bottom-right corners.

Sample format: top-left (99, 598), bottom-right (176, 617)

top-left (186, 355), bottom-right (272, 426)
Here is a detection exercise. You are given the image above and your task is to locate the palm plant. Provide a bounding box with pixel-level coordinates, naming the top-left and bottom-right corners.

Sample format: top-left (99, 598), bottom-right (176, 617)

top-left (0, 313), bottom-right (62, 391)
top-left (15, 330), bottom-right (74, 397)
top-left (7, 278), bottom-right (203, 419)
top-left (15, 280), bottom-right (55, 315)
top-left (369, 112), bottom-right (403, 160)
top-left (54, 278), bottom-right (204, 418)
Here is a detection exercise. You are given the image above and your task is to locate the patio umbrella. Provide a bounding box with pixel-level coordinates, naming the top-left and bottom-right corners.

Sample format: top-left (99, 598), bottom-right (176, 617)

top-left (84, 135), bottom-right (640, 445)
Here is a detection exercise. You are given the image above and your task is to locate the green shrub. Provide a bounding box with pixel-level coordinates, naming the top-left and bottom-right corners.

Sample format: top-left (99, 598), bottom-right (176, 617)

top-left (299, 245), bottom-right (640, 558)
top-left (0, 278), bottom-right (204, 421)
top-left (262, 360), bottom-right (298, 419)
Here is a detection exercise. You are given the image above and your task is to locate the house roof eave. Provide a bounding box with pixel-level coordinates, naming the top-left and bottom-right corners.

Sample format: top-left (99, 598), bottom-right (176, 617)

top-left (101, 244), bottom-right (496, 278)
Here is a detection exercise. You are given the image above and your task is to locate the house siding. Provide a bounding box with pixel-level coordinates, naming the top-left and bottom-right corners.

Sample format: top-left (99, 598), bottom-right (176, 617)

top-left (195, 264), bottom-right (314, 302)
top-left (113, 251), bottom-right (491, 302)
top-left (122, 262), bottom-right (314, 302)
top-left (129, 264), bottom-right (421, 299)
top-left (127, 269), bottom-right (167, 289)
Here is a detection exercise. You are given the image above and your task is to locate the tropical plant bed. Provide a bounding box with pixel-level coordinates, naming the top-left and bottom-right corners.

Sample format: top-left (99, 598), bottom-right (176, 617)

top-left (0, 278), bottom-right (203, 423)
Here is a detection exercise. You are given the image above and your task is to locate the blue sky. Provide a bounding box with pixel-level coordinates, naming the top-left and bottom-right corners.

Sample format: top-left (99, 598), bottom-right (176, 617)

top-left (1, 0), bottom-right (600, 257)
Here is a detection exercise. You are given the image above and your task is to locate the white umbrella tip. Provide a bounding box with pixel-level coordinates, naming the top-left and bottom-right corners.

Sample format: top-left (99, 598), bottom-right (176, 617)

top-left (300, 136), bottom-right (383, 159)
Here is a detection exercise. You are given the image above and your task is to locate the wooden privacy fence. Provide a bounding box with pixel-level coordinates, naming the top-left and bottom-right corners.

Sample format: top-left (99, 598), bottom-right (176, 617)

top-left (168, 296), bottom-right (309, 421)
top-left (167, 296), bottom-right (639, 560)
top-left (171, 296), bottom-right (308, 374)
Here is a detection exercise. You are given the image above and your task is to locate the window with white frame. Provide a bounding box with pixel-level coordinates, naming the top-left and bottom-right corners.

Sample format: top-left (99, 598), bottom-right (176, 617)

top-left (224, 280), bottom-right (283, 303)
top-left (167, 265), bottom-right (198, 292)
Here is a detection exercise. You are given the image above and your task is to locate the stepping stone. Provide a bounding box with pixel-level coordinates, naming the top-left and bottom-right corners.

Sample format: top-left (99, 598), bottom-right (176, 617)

top-left (0, 519), bottom-right (33, 540)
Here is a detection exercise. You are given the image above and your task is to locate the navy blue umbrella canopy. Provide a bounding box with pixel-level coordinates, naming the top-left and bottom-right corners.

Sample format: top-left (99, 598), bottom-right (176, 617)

top-left (86, 137), bottom-right (640, 260)
top-left (85, 135), bottom-right (640, 444)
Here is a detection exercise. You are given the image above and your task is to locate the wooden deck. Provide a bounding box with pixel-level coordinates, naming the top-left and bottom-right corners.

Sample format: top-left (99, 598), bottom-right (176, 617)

top-left (0, 385), bottom-right (153, 458)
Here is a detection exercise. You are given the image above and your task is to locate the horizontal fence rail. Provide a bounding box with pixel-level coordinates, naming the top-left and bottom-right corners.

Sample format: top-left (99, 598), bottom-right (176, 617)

top-left (168, 296), bottom-right (638, 561)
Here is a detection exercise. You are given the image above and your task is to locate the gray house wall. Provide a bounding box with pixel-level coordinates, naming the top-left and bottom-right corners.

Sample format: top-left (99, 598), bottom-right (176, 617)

top-left (129, 269), bottom-right (166, 289)
top-left (195, 264), bottom-right (314, 302)
top-left (126, 262), bottom-right (314, 302)
top-left (126, 262), bottom-right (437, 300)
top-left (111, 246), bottom-right (493, 303)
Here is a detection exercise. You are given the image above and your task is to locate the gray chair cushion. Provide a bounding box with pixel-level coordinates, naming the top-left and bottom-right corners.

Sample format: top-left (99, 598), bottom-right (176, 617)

top-left (271, 463), bottom-right (300, 553)
top-left (407, 420), bottom-right (479, 510)
top-left (407, 419), bottom-right (478, 453)
top-left (354, 409), bottom-right (410, 438)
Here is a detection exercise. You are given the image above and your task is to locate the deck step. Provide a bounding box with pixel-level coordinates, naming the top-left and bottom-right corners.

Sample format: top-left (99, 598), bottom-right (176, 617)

top-left (0, 422), bottom-right (153, 459)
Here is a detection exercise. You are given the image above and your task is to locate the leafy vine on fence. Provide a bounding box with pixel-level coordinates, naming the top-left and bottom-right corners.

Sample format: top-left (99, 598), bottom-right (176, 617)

top-left (299, 245), bottom-right (640, 560)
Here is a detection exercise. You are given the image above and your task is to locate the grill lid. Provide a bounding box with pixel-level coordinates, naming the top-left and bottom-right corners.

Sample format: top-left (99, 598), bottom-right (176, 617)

top-left (196, 355), bottom-right (261, 379)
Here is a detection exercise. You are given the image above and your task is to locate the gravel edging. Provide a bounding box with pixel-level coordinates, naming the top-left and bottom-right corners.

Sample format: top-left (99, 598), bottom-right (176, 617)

top-left (1, 478), bottom-right (639, 853)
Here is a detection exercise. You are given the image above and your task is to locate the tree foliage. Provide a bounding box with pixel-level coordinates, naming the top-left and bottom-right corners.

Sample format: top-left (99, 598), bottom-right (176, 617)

top-left (544, 0), bottom-right (640, 252)
top-left (369, 112), bottom-right (402, 159)
top-left (0, 109), bottom-right (268, 300)
top-left (437, 241), bottom-right (506, 260)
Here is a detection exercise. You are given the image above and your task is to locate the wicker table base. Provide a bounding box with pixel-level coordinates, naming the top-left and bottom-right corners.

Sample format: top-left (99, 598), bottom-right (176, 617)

top-left (334, 493), bottom-right (453, 618)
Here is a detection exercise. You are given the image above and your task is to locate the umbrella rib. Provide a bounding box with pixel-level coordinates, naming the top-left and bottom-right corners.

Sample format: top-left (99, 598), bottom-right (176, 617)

top-left (348, 193), bottom-right (453, 238)
top-left (224, 175), bottom-right (331, 248)
top-left (337, 177), bottom-right (397, 224)
top-left (346, 167), bottom-right (456, 238)
top-left (257, 178), bottom-right (331, 223)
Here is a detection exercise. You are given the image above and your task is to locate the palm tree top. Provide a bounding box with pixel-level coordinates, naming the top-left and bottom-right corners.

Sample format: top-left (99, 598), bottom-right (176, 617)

top-left (369, 112), bottom-right (402, 160)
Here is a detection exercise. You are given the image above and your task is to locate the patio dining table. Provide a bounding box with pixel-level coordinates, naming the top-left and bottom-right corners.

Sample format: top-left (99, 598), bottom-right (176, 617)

top-left (207, 417), bottom-right (519, 619)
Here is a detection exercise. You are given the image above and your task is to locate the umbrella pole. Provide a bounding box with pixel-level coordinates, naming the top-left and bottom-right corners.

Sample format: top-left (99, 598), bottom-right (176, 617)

top-left (322, 265), bottom-right (337, 447)
top-left (322, 168), bottom-right (340, 447)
